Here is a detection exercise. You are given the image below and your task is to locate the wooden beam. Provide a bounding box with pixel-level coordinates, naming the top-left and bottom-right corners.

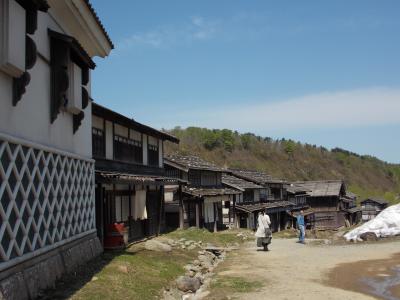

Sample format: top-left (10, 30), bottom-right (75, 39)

top-left (179, 185), bottom-right (184, 229)
top-left (195, 202), bottom-right (200, 228)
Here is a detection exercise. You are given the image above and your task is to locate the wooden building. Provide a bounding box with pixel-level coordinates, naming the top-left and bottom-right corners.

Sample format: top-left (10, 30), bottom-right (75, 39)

top-left (0, 1), bottom-right (113, 298)
top-left (290, 180), bottom-right (352, 229)
top-left (227, 170), bottom-right (294, 232)
top-left (221, 173), bottom-right (264, 228)
top-left (92, 103), bottom-right (182, 247)
top-left (164, 155), bottom-right (239, 232)
top-left (360, 198), bottom-right (388, 221)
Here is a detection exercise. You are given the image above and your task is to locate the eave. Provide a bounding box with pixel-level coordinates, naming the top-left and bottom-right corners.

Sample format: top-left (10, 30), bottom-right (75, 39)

top-left (48, 0), bottom-right (113, 58)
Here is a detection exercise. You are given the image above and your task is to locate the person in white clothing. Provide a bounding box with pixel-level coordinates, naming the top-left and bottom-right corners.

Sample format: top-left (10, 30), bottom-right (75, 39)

top-left (255, 211), bottom-right (272, 251)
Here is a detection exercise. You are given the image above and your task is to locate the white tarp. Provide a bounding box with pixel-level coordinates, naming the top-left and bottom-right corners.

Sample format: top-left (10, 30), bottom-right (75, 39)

top-left (344, 203), bottom-right (400, 241)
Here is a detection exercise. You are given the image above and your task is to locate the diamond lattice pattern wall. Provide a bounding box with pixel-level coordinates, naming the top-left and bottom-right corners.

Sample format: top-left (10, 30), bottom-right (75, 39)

top-left (0, 133), bottom-right (95, 271)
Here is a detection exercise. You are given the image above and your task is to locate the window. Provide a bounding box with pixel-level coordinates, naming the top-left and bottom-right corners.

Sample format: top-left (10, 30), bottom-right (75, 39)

top-left (92, 127), bottom-right (105, 158)
top-left (260, 189), bottom-right (268, 202)
top-left (148, 144), bottom-right (159, 166)
top-left (201, 171), bottom-right (217, 186)
top-left (188, 170), bottom-right (201, 186)
top-left (243, 190), bottom-right (254, 203)
top-left (114, 135), bottom-right (142, 164)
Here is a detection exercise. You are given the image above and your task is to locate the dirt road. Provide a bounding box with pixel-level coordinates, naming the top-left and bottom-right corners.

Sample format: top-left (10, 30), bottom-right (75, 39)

top-left (210, 238), bottom-right (400, 300)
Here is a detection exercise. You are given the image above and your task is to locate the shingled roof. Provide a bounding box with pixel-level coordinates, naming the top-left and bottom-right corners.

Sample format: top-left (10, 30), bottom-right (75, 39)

top-left (360, 198), bottom-right (389, 205)
top-left (83, 0), bottom-right (114, 49)
top-left (235, 201), bottom-right (294, 213)
top-left (222, 174), bottom-right (263, 191)
top-left (164, 154), bottom-right (225, 172)
top-left (229, 169), bottom-right (285, 185)
top-left (291, 180), bottom-right (345, 197)
top-left (183, 186), bottom-right (240, 198)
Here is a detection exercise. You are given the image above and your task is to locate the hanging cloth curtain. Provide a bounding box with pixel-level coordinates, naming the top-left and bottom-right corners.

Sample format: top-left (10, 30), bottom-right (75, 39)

top-left (135, 189), bottom-right (148, 220)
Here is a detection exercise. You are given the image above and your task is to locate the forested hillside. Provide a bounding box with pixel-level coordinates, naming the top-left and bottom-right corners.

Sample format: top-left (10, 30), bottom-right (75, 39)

top-left (164, 127), bottom-right (400, 204)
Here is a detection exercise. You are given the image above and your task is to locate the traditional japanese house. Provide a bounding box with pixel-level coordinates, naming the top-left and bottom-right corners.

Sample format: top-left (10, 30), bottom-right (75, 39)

top-left (360, 198), bottom-right (388, 221)
top-left (286, 184), bottom-right (315, 229)
top-left (92, 103), bottom-right (182, 247)
top-left (222, 173), bottom-right (264, 229)
top-left (290, 180), bottom-right (350, 229)
top-left (164, 155), bottom-right (239, 232)
top-left (227, 170), bottom-right (294, 232)
top-left (0, 0), bottom-right (112, 297)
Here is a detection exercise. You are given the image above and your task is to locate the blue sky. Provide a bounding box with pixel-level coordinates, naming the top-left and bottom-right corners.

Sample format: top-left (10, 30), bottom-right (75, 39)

top-left (90, 0), bottom-right (400, 163)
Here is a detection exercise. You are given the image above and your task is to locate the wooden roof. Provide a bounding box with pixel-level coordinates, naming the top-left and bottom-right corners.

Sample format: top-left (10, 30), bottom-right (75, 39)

top-left (92, 103), bottom-right (179, 143)
top-left (164, 154), bottom-right (225, 172)
top-left (95, 170), bottom-right (185, 185)
top-left (291, 180), bottom-right (345, 197)
top-left (222, 174), bottom-right (263, 191)
top-left (183, 186), bottom-right (240, 198)
top-left (235, 201), bottom-right (294, 213)
top-left (360, 198), bottom-right (389, 205)
top-left (229, 169), bottom-right (285, 185)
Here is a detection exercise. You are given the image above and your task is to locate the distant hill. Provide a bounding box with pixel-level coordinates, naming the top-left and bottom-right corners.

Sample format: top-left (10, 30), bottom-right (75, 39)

top-left (164, 126), bottom-right (400, 205)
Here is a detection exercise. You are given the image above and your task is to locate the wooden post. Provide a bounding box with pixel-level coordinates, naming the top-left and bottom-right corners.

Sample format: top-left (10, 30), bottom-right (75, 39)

top-left (179, 185), bottom-right (184, 229)
top-left (213, 202), bottom-right (218, 233)
top-left (157, 186), bottom-right (164, 236)
top-left (195, 202), bottom-right (200, 228)
top-left (277, 212), bottom-right (281, 232)
top-left (233, 195), bottom-right (237, 228)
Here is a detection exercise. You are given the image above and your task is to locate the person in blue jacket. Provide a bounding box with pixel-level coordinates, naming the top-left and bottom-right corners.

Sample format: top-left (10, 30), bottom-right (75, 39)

top-left (296, 210), bottom-right (306, 244)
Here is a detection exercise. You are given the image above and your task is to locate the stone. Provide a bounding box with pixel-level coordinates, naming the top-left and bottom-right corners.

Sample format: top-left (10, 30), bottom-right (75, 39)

top-left (91, 276), bottom-right (99, 282)
top-left (0, 272), bottom-right (29, 300)
top-left (360, 232), bottom-right (379, 241)
top-left (187, 244), bottom-right (197, 251)
top-left (118, 265), bottom-right (129, 273)
top-left (182, 294), bottom-right (194, 300)
top-left (176, 276), bottom-right (201, 292)
top-left (194, 290), bottom-right (210, 300)
top-left (144, 240), bottom-right (172, 252)
top-left (193, 260), bottom-right (201, 266)
top-left (185, 240), bottom-right (193, 246)
top-left (188, 270), bottom-right (196, 277)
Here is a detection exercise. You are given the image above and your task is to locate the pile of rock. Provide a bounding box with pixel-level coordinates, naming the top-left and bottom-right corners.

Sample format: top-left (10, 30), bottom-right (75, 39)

top-left (164, 245), bottom-right (227, 300)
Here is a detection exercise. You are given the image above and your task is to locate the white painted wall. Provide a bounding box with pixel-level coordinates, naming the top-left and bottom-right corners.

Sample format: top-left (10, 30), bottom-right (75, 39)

top-left (0, 7), bottom-right (93, 158)
top-left (159, 141), bottom-right (163, 167)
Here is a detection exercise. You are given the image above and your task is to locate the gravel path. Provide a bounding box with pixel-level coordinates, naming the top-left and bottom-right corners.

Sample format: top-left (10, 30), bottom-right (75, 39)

top-left (212, 238), bottom-right (400, 300)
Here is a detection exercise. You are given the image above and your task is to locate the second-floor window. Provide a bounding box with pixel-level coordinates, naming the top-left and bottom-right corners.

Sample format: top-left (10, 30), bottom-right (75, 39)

top-left (92, 127), bottom-right (105, 158)
top-left (114, 135), bottom-right (142, 164)
top-left (243, 190), bottom-right (254, 202)
top-left (148, 144), bottom-right (159, 166)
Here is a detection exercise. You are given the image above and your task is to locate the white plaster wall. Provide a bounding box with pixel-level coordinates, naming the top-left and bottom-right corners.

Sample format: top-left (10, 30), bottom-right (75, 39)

top-left (114, 124), bottom-right (128, 137)
top-left (0, 9), bottom-right (93, 158)
top-left (92, 115), bottom-right (103, 130)
top-left (129, 129), bottom-right (141, 141)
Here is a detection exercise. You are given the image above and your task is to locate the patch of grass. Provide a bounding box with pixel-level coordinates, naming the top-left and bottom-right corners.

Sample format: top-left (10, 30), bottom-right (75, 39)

top-left (42, 246), bottom-right (197, 300)
top-left (163, 227), bottom-right (252, 246)
top-left (210, 276), bottom-right (264, 294)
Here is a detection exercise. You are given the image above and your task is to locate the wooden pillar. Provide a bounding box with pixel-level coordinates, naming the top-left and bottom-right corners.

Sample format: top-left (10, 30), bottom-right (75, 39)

top-left (213, 202), bottom-right (218, 233)
top-left (179, 185), bottom-right (184, 229)
top-left (233, 196), bottom-right (237, 228)
top-left (195, 202), bottom-right (200, 228)
top-left (277, 212), bottom-right (281, 232)
top-left (158, 186), bottom-right (164, 235)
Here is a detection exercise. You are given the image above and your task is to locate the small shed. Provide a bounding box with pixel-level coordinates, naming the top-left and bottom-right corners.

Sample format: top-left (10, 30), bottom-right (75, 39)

top-left (360, 198), bottom-right (388, 221)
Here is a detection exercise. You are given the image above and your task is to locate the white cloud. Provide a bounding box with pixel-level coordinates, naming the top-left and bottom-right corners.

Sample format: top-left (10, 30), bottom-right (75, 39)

top-left (175, 87), bottom-right (400, 132)
top-left (117, 16), bottom-right (219, 50)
